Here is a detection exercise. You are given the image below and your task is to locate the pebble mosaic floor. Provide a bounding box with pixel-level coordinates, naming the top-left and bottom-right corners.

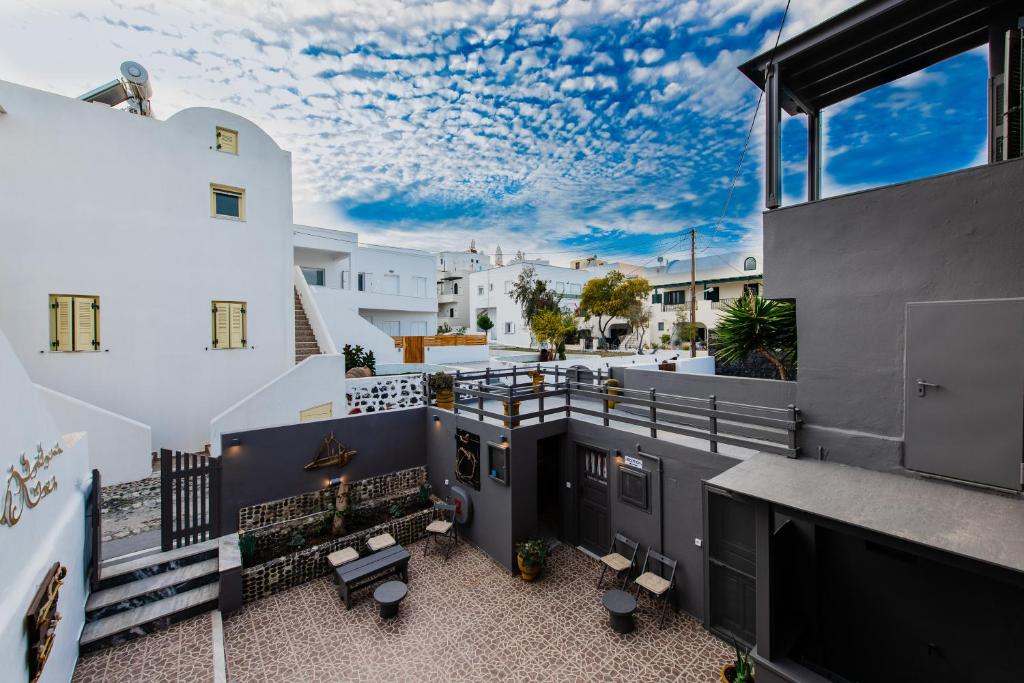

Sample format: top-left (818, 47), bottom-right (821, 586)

top-left (75, 540), bottom-right (732, 682)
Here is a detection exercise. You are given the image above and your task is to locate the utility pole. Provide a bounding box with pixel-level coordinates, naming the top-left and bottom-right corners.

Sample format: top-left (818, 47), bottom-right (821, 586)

top-left (689, 228), bottom-right (696, 358)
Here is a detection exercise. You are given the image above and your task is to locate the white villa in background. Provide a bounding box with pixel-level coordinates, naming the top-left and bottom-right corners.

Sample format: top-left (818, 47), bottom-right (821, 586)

top-left (648, 252), bottom-right (763, 343)
top-left (469, 259), bottom-right (589, 347)
top-left (435, 242), bottom-right (491, 330)
top-left (0, 68), bottom-right (443, 483)
top-left (294, 225), bottom-right (438, 360)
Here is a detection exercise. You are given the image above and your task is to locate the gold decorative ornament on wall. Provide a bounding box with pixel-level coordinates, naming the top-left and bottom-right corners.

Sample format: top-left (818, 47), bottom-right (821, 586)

top-left (27, 562), bottom-right (67, 683)
top-left (1, 442), bottom-right (63, 528)
top-left (304, 432), bottom-right (356, 471)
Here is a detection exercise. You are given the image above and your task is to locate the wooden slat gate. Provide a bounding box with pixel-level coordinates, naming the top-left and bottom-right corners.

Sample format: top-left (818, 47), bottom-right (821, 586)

top-left (160, 449), bottom-right (221, 551)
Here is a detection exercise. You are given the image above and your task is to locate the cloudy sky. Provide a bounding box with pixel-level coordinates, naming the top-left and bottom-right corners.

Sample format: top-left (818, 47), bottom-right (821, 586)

top-left (0, 1), bottom-right (988, 266)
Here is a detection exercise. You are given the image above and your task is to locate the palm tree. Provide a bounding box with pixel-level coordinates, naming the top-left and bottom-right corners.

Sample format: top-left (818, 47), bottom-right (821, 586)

top-left (713, 294), bottom-right (796, 380)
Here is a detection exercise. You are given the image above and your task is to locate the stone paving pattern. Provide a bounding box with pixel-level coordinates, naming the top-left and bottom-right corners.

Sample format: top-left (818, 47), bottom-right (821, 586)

top-left (226, 541), bottom-right (730, 682)
top-left (101, 473), bottom-right (161, 542)
top-left (72, 612), bottom-right (214, 683)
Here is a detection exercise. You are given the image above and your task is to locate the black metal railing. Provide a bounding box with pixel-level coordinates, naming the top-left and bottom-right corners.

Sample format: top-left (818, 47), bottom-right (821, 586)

top-left (434, 365), bottom-right (801, 457)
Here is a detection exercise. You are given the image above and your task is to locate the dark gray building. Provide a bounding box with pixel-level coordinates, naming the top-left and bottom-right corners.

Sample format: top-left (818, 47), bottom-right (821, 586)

top-left (703, 1), bottom-right (1024, 680)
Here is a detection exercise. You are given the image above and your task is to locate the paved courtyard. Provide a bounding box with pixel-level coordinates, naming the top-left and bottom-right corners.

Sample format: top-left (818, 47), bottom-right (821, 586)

top-left (75, 540), bottom-right (732, 682)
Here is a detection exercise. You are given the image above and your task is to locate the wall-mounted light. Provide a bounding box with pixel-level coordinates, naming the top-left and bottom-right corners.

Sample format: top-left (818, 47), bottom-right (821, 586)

top-left (328, 476), bottom-right (344, 487)
top-left (229, 437), bottom-right (242, 447)
top-left (499, 435), bottom-right (509, 448)
top-left (612, 448), bottom-right (623, 464)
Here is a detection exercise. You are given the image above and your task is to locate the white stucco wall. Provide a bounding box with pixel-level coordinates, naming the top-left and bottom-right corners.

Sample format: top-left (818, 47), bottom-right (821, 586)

top-left (37, 385), bottom-right (152, 485)
top-left (468, 262), bottom-right (592, 347)
top-left (0, 80), bottom-right (294, 459)
top-left (209, 353), bottom-right (348, 456)
top-left (309, 288), bottom-right (402, 363)
top-left (0, 328), bottom-right (90, 683)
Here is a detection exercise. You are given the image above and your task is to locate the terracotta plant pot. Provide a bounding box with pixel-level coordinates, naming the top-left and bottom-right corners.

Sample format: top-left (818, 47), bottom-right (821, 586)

top-left (435, 389), bottom-right (454, 410)
top-left (517, 554), bottom-right (542, 581)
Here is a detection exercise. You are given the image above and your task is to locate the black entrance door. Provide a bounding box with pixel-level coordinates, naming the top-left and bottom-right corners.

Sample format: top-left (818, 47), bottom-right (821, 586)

top-left (576, 445), bottom-right (610, 554)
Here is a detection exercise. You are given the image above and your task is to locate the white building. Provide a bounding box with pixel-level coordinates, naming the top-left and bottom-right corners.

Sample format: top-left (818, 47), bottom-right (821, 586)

top-left (469, 261), bottom-right (590, 347)
top-left (648, 252), bottom-right (763, 344)
top-left (0, 76), bottom-right (295, 471)
top-left (294, 225), bottom-right (438, 362)
top-left (435, 243), bottom-right (489, 330)
top-left (0, 327), bottom-right (91, 683)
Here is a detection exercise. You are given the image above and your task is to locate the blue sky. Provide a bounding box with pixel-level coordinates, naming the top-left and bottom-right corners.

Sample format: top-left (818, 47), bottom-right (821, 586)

top-left (0, 1), bottom-right (988, 266)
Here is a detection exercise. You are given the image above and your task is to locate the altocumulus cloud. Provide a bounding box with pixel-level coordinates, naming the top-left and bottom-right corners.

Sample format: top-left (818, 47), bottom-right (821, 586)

top-left (0, 0), bottom-right (987, 263)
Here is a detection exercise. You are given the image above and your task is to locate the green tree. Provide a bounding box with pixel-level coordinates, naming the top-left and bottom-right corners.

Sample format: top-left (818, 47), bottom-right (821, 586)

top-left (625, 300), bottom-right (651, 351)
top-left (510, 266), bottom-right (562, 345)
top-left (476, 312), bottom-right (494, 335)
top-left (579, 271), bottom-right (652, 342)
top-left (714, 294), bottom-right (797, 380)
top-left (530, 308), bottom-right (576, 352)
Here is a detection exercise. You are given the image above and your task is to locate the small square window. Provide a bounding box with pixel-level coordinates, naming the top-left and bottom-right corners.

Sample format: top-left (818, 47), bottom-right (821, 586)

top-left (211, 184), bottom-right (245, 220)
top-left (619, 466), bottom-right (650, 512)
top-left (216, 127), bottom-right (238, 154)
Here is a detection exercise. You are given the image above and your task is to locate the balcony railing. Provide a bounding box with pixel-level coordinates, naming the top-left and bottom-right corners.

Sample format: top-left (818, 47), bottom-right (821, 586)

top-left (711, 297), bottom-right (740, 310)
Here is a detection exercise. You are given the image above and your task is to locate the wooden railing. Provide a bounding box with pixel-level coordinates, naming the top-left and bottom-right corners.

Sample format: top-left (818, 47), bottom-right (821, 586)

top-left (393, 334), bottom-right (487, 348)
top-left (437, 365), bottom-right (801, 457)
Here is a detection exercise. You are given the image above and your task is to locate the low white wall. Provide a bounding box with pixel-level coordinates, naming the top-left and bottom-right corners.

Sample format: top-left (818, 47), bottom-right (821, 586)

top-left (209, 353), bottom-right (347, 456)
top-left (293, 266), bottom-right (338, 355)
top-left (1, 329), bottom-right (90, 683)
top-left (310, 286), bottom-right (402, 364)
top-left (36, 384), bottom-right (152, 485)
top-left (424, 342), bottom-right (490, 364)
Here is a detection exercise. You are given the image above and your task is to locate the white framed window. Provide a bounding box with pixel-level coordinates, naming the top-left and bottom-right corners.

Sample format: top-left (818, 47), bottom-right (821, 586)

top-left (556, 281), bottom-right (565, 293)
top-left (413, 276), bottom-right (427, 298)
top-left (210, 183), bottom-right (245, 220)
top-left (477, 286), bottom-right (485, 296)
top-left (657, 322), bottom-right (665, 331)
top-left (301, 267), bottom-right (325, 286)
top-left (381, 274), bottom-right (399, 295)
top-left (504, 280), bottom-right (512, 293)
top-left (341, 271), bottom-right (350, 290)
top-left (504, 321), bottom-right (515, 334)
top-left (357, 273), bottom-right (370, 292)
top-left (489, 283), bottom-right (494, 292)
top-left (49, 294), bottom-right (100, 352)
top-left (568, 283), bottom-right (582, 295)
top-left (379, 320), bottom-right (401, 336)
top-left (449, 308), bottom-right (455, 318)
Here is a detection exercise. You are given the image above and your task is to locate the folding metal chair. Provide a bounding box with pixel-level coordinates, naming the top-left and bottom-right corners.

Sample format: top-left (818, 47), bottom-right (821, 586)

top-left (423, 502), bottom-right (458, 562)
top-left (597, 533), bottom-right (639, 590)
top-left (633, 549), bottom-right (677, 628)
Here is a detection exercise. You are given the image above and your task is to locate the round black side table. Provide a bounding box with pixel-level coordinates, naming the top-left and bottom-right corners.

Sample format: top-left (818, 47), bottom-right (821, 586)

top-left (602, 588), bottom-right (638, 634)
top-left (373, 580), bottom-right (409, 619)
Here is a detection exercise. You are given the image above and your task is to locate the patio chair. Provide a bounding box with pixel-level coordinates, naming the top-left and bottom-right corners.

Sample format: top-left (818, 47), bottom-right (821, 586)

top-left (633, 549), bottom-right (677, 629)
top-left (423, 502), bottom-right (458, 562)
top-left (597, 533), bottom-right (639, 590)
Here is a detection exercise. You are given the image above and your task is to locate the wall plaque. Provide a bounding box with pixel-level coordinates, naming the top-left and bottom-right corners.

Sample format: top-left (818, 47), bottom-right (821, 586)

top-left (26, 562), bottom-right (66, 683)
top-left (1, 442), bottom-right (63, 528)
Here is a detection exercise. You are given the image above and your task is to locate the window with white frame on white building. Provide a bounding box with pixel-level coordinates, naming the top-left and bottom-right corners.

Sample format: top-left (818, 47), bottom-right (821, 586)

top-left (489, 283), bottom-right (494, 292)
top-left (568, 283), bottom-right (581, 295)
top-left (657, 322), bottom-right (665, 331)
top-left (504, 280), bottom-right (512, 293)
top-left (357, 272), bottom-right (370, 291)
top-left (663, 290), bottom-right (685, 306)
top-left (449, 308), bottom-right (455, 318)
top-left (379, 320), bottom-right (400, 336)
top-left (504, 321), bottom-right (515, 334)
top-left (381, 274), bottom-right (399, 295)
top-left (556, 281), bottom-right (565, 293)
top-left (478, 285), bottom-right (485, 296)
top-left (301, 267), bottom-right (325, 286)
top-left (341, 270), bottom-right (350, 289)
top-left (413, 276), bottom-right (427, 298)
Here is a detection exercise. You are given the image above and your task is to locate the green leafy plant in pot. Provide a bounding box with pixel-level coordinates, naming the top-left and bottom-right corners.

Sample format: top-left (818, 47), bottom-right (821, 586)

top-left (515, 538), bottom-right (550, 581)
top-left (428, 372), bottom-right (455, 410)
top-left (721, 639), bottom-right (755, 682)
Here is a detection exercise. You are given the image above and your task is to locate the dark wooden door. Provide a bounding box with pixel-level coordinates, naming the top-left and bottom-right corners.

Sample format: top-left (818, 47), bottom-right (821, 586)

top-left (576, 445), bottom-right (609, 554)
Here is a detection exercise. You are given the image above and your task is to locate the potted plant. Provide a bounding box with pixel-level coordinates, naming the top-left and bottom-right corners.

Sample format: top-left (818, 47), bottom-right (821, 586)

top-left (429, 372), bottom-right (455, 410)
top-left (721, 640), bottom-right (755, 682)
top-left (515, 538), bottom-right (550, 581)
top-left (527, 369), bottom-right (544, 392)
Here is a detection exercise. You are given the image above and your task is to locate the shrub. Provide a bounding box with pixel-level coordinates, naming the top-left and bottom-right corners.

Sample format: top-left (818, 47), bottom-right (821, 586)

top-left (428, 371), bottom-right (454, 393)
top-left (343, 344), bottom-right (376, 374)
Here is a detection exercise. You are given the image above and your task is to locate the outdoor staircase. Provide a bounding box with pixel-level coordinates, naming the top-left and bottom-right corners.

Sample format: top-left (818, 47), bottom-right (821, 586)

top-left (80, 538), bottom-right (219, 653)
top-left (295, 289), bottom-right (323, 363)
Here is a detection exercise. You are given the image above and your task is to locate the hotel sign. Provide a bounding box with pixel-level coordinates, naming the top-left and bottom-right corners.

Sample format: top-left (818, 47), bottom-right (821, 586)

top-left (1, 442), bottom-right (63, 528)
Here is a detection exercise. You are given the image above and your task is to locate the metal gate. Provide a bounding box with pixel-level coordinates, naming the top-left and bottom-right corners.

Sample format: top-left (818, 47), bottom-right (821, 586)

top-left (85, 468), bottom-right (102, 590)
top-left (160, 449), bottom-right (221, 550)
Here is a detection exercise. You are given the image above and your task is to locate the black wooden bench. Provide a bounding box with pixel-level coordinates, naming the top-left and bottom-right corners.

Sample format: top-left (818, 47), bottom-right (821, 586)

top-left (334, 544), bottom-right (410, 610)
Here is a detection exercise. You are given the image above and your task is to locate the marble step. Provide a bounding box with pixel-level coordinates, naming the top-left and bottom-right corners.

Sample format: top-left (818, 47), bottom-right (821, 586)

top-left (80, 583), bottom-right (218, 649)
top-left (100, 538), bottom-right (218, 584)
top-left (87, 558), bottom-right (218, 613)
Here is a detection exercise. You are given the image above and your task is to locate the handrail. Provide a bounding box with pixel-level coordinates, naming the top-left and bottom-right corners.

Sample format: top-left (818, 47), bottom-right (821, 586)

top-left (447, 371), bottom-right (801, 456)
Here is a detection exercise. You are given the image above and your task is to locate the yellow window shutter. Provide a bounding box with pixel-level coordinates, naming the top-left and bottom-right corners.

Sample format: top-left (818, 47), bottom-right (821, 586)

top-left (51, 296), bottom-right (73, 351)
top-left (213, 302), bottom-right (230, 349)
top-left (216, 127), bottom-right (238, 154)
top-left (73, 297), bottom-right (98, 351)
top-left (228, 302), bottom-right (246, 348)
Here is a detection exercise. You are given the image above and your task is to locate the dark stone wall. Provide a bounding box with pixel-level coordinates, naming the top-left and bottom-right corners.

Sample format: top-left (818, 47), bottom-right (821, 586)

top-left (765, 159), bottom-right (1024, 470)
top-left (219, 408), bottom-right (428, 535)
